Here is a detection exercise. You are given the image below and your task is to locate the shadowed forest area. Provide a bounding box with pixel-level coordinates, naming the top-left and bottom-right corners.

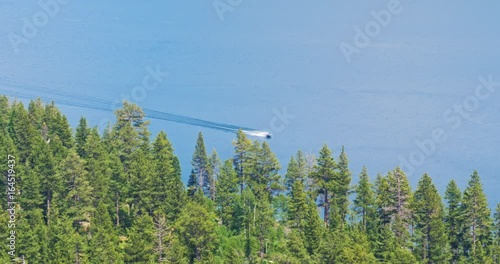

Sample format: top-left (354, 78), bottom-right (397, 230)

top-left (1, 96), bottom-right (499, 263)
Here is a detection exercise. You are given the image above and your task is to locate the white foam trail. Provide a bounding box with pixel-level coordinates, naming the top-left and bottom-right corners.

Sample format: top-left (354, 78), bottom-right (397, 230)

top-left (242, 130), bottom-right (270, 138)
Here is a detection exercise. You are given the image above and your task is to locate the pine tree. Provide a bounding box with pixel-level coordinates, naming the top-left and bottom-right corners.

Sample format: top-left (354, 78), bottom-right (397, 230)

top-left (43, 101), bottom-right (74, 150)
top-left (462, 171), bottom-right (492, 261)
top-left (128, 145), bottom-right (154, 216)
top-left (17, 209), bottom-right (49, 263)
top-left (374, 224), bottom-right (416, 263)
top-left (125, 214), bottom-right (156, 263)
top-left (215, 159), bottom-right (239, 229)
top-left (250, 142), bottom-right (281, 201)
top-left (289, 181), bottom-right (308, 230)
top-left (56, 149), bottom-right (94, 223)
top-left (110, 102), bottom-right (150, 227)
top-left (188, 132), bottom-right (209, 197)
top-left (8, 101), bottom-right (38, 163)
top-left (445, 179), bottom-right (465, 262)
top-left (46, 206), bottom-right (79, 264)
top-left (412, 173), bottom-right (450, 263)
top-left (353, 166), bottom-right (376, 231)
top-left (285, 157), bottom-right (300, 191)
top-left (175, 201), bottom-right (218, 263)
top-left (150, 131), bottom-right (186, 221)
top-left (75, 117), bottom-right (90, 158)
top-left (0, 95), bottom-right (10, 127)
top-left (285, 150), bottom-right (309, 190)
top-left (206, 149), bottom-right (221, 201)
top-left (83, 128), bottom-right (112, 207)
top-left (333, 146), bottom-right (351, 229)
top-left (338, 227), bottom-right (377, 263)
top-left (286, 229), bottom-right (310, 262)
top-left (27, 98), bottom-right (45, 131)
top-left (88, 202), bottom-right (122, 263)
top-left (303, 200), bottom-right (323, 256)
top-left (29, 137), bottom-right (60, 224)
top-left (388, 168), bottom-right (412, 226)
top-left (493, 203), bottom-right (500, 263)
top-left (255, 199), bottom-right (275, 260)
top-left (233, 130), bottom-right (252, 193)
top-left (311, 144), bottom-right (337, 226)
top-left (153, 214), bottom-right (177, 263)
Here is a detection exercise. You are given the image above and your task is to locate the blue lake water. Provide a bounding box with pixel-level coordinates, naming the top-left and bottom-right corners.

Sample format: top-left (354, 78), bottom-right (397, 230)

top-left (1, 1), bottom-right (499, 206)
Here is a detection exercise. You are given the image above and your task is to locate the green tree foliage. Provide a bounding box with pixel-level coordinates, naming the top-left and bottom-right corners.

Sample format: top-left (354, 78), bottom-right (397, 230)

top-left (56, 149), bottom-right (94, 223)
top-left (412, 173), bottom-right (450, 263)
top-left (311, 144), bottom-right (337, 226)
top-left (333, 146), bottom-right (352, 229)
top-left (17, 209), bottom-right (49, 263)
top-left (83, 128), bottom-right (113, 207)
top-left (232, 130), bottom-right (252, 193)
top-left (354, 166), bottom-right (376, 232)
top-left (75, 117), bottom-right (90, 158)
top-left (188, 132), bottom-right (209, 197)
top-left (150, 131), bottom-right (186, 221)
top-left (175, 201), bottom-right (218, 263)
top-left (2, 97), bottom-right (500, 262)
top-left (462, 171), bottom-right (493, 261)
top-left (88, 202), bottom-right (122, 263)
top-left (445, 179), bottom-right (465, 262)
top-left (125, 214), bottom-right (156, 263)
top-left (206, 149), bottom-right (221, 201)
top-left (215, 160), bottom-right (239, 229)
top-left (493, 203), bottom-right (500, 263)
top-left (338, 227), bottom-right (377, 263)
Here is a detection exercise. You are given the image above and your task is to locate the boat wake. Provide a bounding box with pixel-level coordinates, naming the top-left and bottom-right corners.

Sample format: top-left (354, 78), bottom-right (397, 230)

top-left (0, 77), bottom-right (269, 137)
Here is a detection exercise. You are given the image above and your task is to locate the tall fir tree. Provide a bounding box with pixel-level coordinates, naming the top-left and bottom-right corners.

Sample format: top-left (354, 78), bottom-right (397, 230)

top-left (233, 130), bottom-right (252, 193)
top-left (88, 202), bottom-right (122, 263)
top-left (462, 171), bottom-right (492, 261)
top-left (175, 200), bottom-right (218, 263)
top-left (493, 203), bottom-right (500, 263)
top-left (353, 166), bottom-right (376, 232)
top-left (311, 144), bottom-right (337, 226)
top-left (412, 173), bottom-right (450, 263)
top-left (445, 179), bottom-right (465, 262)
top-left (56, 148), bottom-right (94, 223)
top-left (249, 142), bottom-right (281, 201)
top-left (83, 128), bottom-right (113, 207)
top-left (75, 117), bottom-right (90, 158)
top-left (150, 131), bottom-right (186, 221)
top-left (188, 132), bottom-right (209, 197)
top-left (215, 159), bottom-right (239, 229)
top-left (206, 149), bottom-right (221, 201)
top-left (332, 146), bottom-right (351, 229)
top-left (125, 214), bottom-right (156, 263)
top-left (17, 209), bottom-right (49, 263)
